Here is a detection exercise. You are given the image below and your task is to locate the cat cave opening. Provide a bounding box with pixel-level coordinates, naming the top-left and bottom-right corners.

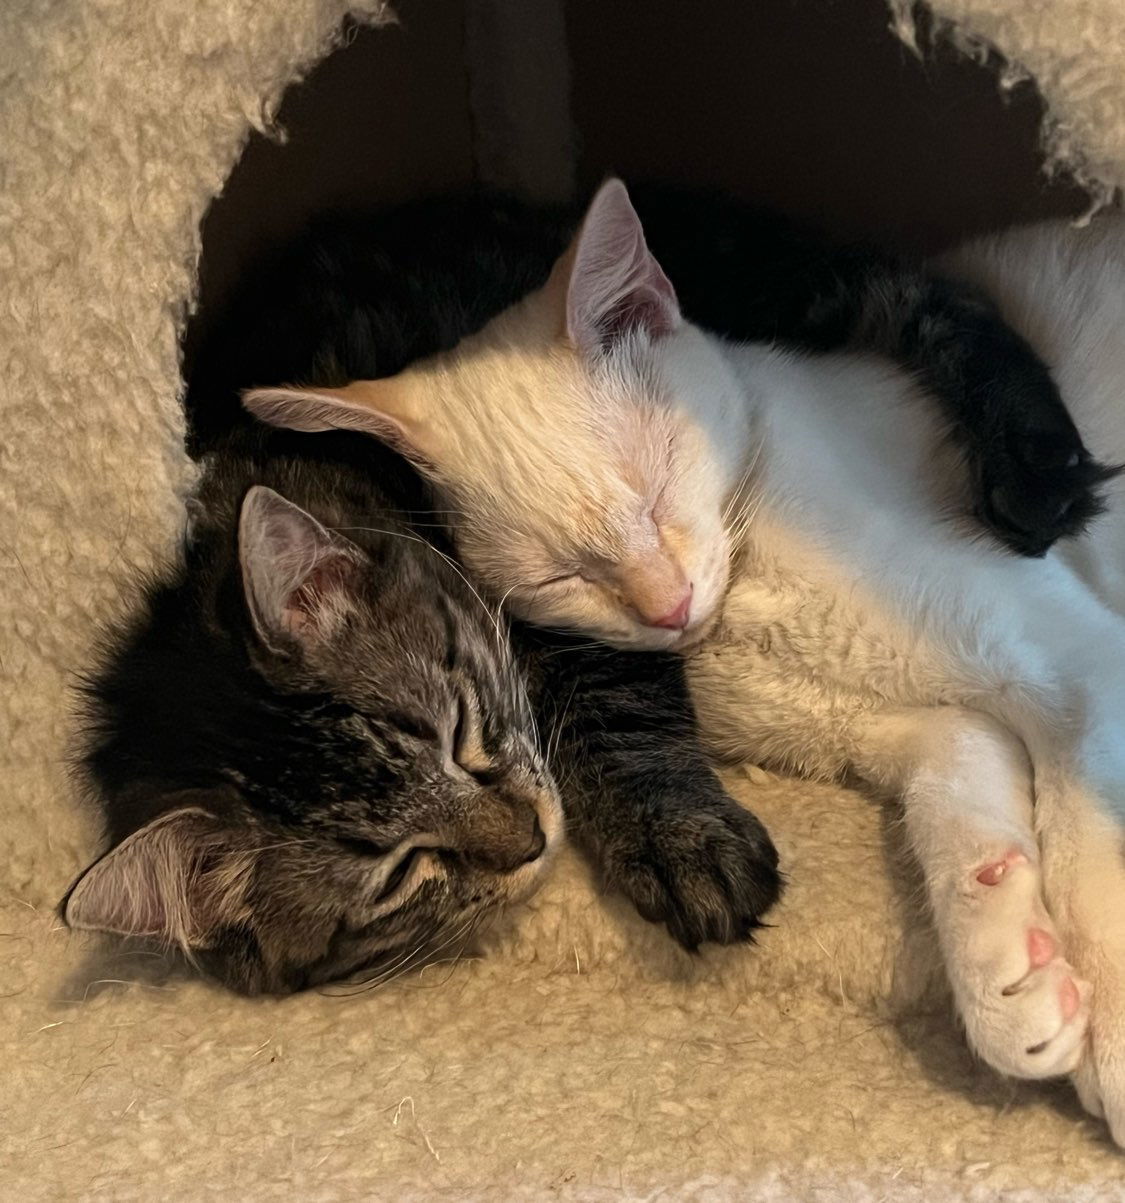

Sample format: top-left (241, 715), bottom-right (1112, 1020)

top-left (183, 0), bottom-right (1098, 390)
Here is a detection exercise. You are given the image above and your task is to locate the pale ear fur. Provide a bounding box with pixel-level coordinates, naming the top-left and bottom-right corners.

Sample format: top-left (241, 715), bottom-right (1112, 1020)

top-left (560, 178), bottom-right (682, 355)
top-left (239, 486), bottom-right (366, 651)
top-left (62, 807), bottom-right (258, 949)
top-left (241, 379), bottom-right (431, 462)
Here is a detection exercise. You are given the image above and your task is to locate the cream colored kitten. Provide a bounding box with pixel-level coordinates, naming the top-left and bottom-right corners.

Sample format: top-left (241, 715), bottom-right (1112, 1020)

top-left (245, 183), bottom-right (1125, 1144)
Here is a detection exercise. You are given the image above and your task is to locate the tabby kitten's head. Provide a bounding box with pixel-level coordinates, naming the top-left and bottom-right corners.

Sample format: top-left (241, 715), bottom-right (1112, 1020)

top-left (63, 481), bottom-right (562, 994)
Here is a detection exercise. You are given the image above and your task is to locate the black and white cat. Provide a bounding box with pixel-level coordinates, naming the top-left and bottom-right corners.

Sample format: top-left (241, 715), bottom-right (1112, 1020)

top-left (248, 183), bottom-right (1125, 1139)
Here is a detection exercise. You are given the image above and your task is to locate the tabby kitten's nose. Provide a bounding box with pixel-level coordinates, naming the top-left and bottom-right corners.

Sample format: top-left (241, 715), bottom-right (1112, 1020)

top-left (523, 816), bottom-right (547, 863)
top-left (462, 808), bottom-right (546, 872)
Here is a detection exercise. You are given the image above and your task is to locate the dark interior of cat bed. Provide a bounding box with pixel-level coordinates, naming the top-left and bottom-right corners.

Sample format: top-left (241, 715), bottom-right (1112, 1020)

top-left (184, 0), bottom-right (1094, 369)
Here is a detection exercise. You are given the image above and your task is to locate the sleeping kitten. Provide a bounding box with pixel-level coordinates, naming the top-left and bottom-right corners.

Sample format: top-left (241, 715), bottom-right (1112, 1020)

top-left (247, 183), bottom-right (1125, 1141)
top-left (64, 432), bottom-right (564, 994)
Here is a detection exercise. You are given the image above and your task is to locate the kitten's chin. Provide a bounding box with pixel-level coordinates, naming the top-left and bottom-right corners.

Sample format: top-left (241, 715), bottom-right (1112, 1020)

top-left (617, 605), bottom-right (720, 653)
top-left (671, 617), bottom-right (716, 651)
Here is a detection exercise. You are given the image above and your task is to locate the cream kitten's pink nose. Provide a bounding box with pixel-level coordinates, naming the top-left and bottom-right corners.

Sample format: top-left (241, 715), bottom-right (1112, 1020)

top-left (643, 590), bottom-right (692, 630)
top-left (617, 551), bottom-right (692, 630)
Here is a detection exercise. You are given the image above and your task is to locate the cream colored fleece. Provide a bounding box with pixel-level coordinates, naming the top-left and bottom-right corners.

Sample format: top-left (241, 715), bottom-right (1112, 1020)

top-left (2, 1), bottom-right (1124, 1197)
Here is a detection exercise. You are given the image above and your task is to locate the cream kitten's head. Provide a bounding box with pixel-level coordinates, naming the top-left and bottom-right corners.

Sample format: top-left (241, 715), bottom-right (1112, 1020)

top-left (244, 180), bottom-right (750, 650)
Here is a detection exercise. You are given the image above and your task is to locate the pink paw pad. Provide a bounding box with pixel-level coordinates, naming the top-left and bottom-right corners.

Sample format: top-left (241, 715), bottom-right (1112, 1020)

top-left (1059, 976), bottom-right (1082, 1022)
top-left (1027, 927), bottom-right (1056, 968)
top-left (975, 849), bottom-right (1029, 886)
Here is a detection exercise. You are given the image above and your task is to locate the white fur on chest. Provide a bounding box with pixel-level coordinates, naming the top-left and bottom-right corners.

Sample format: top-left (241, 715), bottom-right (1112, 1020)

top-left (688, 514), bottom-right (1014, 777)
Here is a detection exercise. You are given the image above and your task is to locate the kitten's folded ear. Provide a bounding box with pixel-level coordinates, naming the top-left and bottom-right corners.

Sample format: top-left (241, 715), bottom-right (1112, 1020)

top-left (239, 486), bottom-right (367, 653)
top-left (60, 803), bottom-right (260, 950)
top-left (557, 177), bottom-right (682, 356)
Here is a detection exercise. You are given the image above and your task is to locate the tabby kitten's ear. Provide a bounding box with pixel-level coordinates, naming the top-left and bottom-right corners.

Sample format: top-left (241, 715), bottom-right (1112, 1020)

top-left (61, 804), bottom-right (259, 949)
top-left (239, 486), bottom-right (367, 652)
top-left (554, 177), bottom-right (682, 356)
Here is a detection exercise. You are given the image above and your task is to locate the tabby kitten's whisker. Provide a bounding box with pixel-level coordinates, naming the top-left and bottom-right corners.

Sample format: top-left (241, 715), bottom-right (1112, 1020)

top-left (326, 908), bottom-right (487, 998)
top-left (339, 524), bottom-right (507, 647)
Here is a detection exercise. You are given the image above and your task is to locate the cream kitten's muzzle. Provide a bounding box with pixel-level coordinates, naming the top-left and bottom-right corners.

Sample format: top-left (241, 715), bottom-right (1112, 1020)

top-left (610, 551), bottom-right (727, 651)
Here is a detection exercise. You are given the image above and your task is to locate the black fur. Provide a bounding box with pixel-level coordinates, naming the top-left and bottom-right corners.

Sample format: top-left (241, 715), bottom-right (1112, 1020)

top-left (524, 633), bottom-right (779, 947)
top-left (622, 182), bottom-right (1117, 556)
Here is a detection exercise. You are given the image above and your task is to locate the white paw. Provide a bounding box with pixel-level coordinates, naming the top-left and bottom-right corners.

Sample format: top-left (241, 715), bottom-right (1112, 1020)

top-left (946, 849), bottom-right (1089, 1080)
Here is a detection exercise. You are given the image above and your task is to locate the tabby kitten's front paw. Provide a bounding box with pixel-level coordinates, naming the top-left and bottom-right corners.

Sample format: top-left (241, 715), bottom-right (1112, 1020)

top-left (974, 409), bottom-right (1117, 557)
top-left (600, 797), bottom-right (782, 950)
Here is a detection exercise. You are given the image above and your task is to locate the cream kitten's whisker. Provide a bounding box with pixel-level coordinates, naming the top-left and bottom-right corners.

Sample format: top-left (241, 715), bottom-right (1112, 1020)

top-left (492, 584), bottom-right (522, 651)
top-left (728, 490), bottom-right (766, 552)
top-left (723, 436), bottom-right (766, 545)
top-left (722, 457), bottom-right (758, 525)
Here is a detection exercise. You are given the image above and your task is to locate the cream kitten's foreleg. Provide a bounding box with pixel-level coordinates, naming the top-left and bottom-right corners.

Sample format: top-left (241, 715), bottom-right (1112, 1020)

top-left (853, 707), bottom-right (1089, 1080)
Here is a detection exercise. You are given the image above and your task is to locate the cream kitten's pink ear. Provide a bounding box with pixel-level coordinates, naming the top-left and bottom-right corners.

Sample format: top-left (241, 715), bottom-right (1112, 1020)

top-left (241, 379), bottom-right (431, 462)
top-left (561, 178), bottom-right (682, 355)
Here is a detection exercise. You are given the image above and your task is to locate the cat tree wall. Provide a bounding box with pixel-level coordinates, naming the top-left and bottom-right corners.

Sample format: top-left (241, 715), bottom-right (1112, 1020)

top-left (4, 0), bottom-right (1125, 1197)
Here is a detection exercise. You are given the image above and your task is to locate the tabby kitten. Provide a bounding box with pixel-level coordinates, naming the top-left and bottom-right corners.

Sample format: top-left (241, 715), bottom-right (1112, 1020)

top-left (64, 433), bottom-right (563, 994)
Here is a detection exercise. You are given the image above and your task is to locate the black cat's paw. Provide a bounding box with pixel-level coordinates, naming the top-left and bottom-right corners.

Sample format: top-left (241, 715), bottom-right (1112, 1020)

top-left (973, 400), bottom-right (1118, 558)
top-left (601, 797), bottom-right (782, 950)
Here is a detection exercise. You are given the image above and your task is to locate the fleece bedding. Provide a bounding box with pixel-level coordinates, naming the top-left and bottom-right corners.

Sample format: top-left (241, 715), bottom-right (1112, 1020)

top-left (3, 1), bottom-right (1125, 1197)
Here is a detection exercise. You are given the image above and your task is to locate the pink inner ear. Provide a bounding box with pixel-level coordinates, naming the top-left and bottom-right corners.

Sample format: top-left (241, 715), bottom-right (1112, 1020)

top-left (566, 180), bottom-right (681, 355)
top-left (239, 486), bottom-right (364, 648)
top-left (282, 557), bottom-right (357, 635)
top-left (241, 385), bottom-right (406, 444)
top-left (241, 383), bottom-right (439, 474)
